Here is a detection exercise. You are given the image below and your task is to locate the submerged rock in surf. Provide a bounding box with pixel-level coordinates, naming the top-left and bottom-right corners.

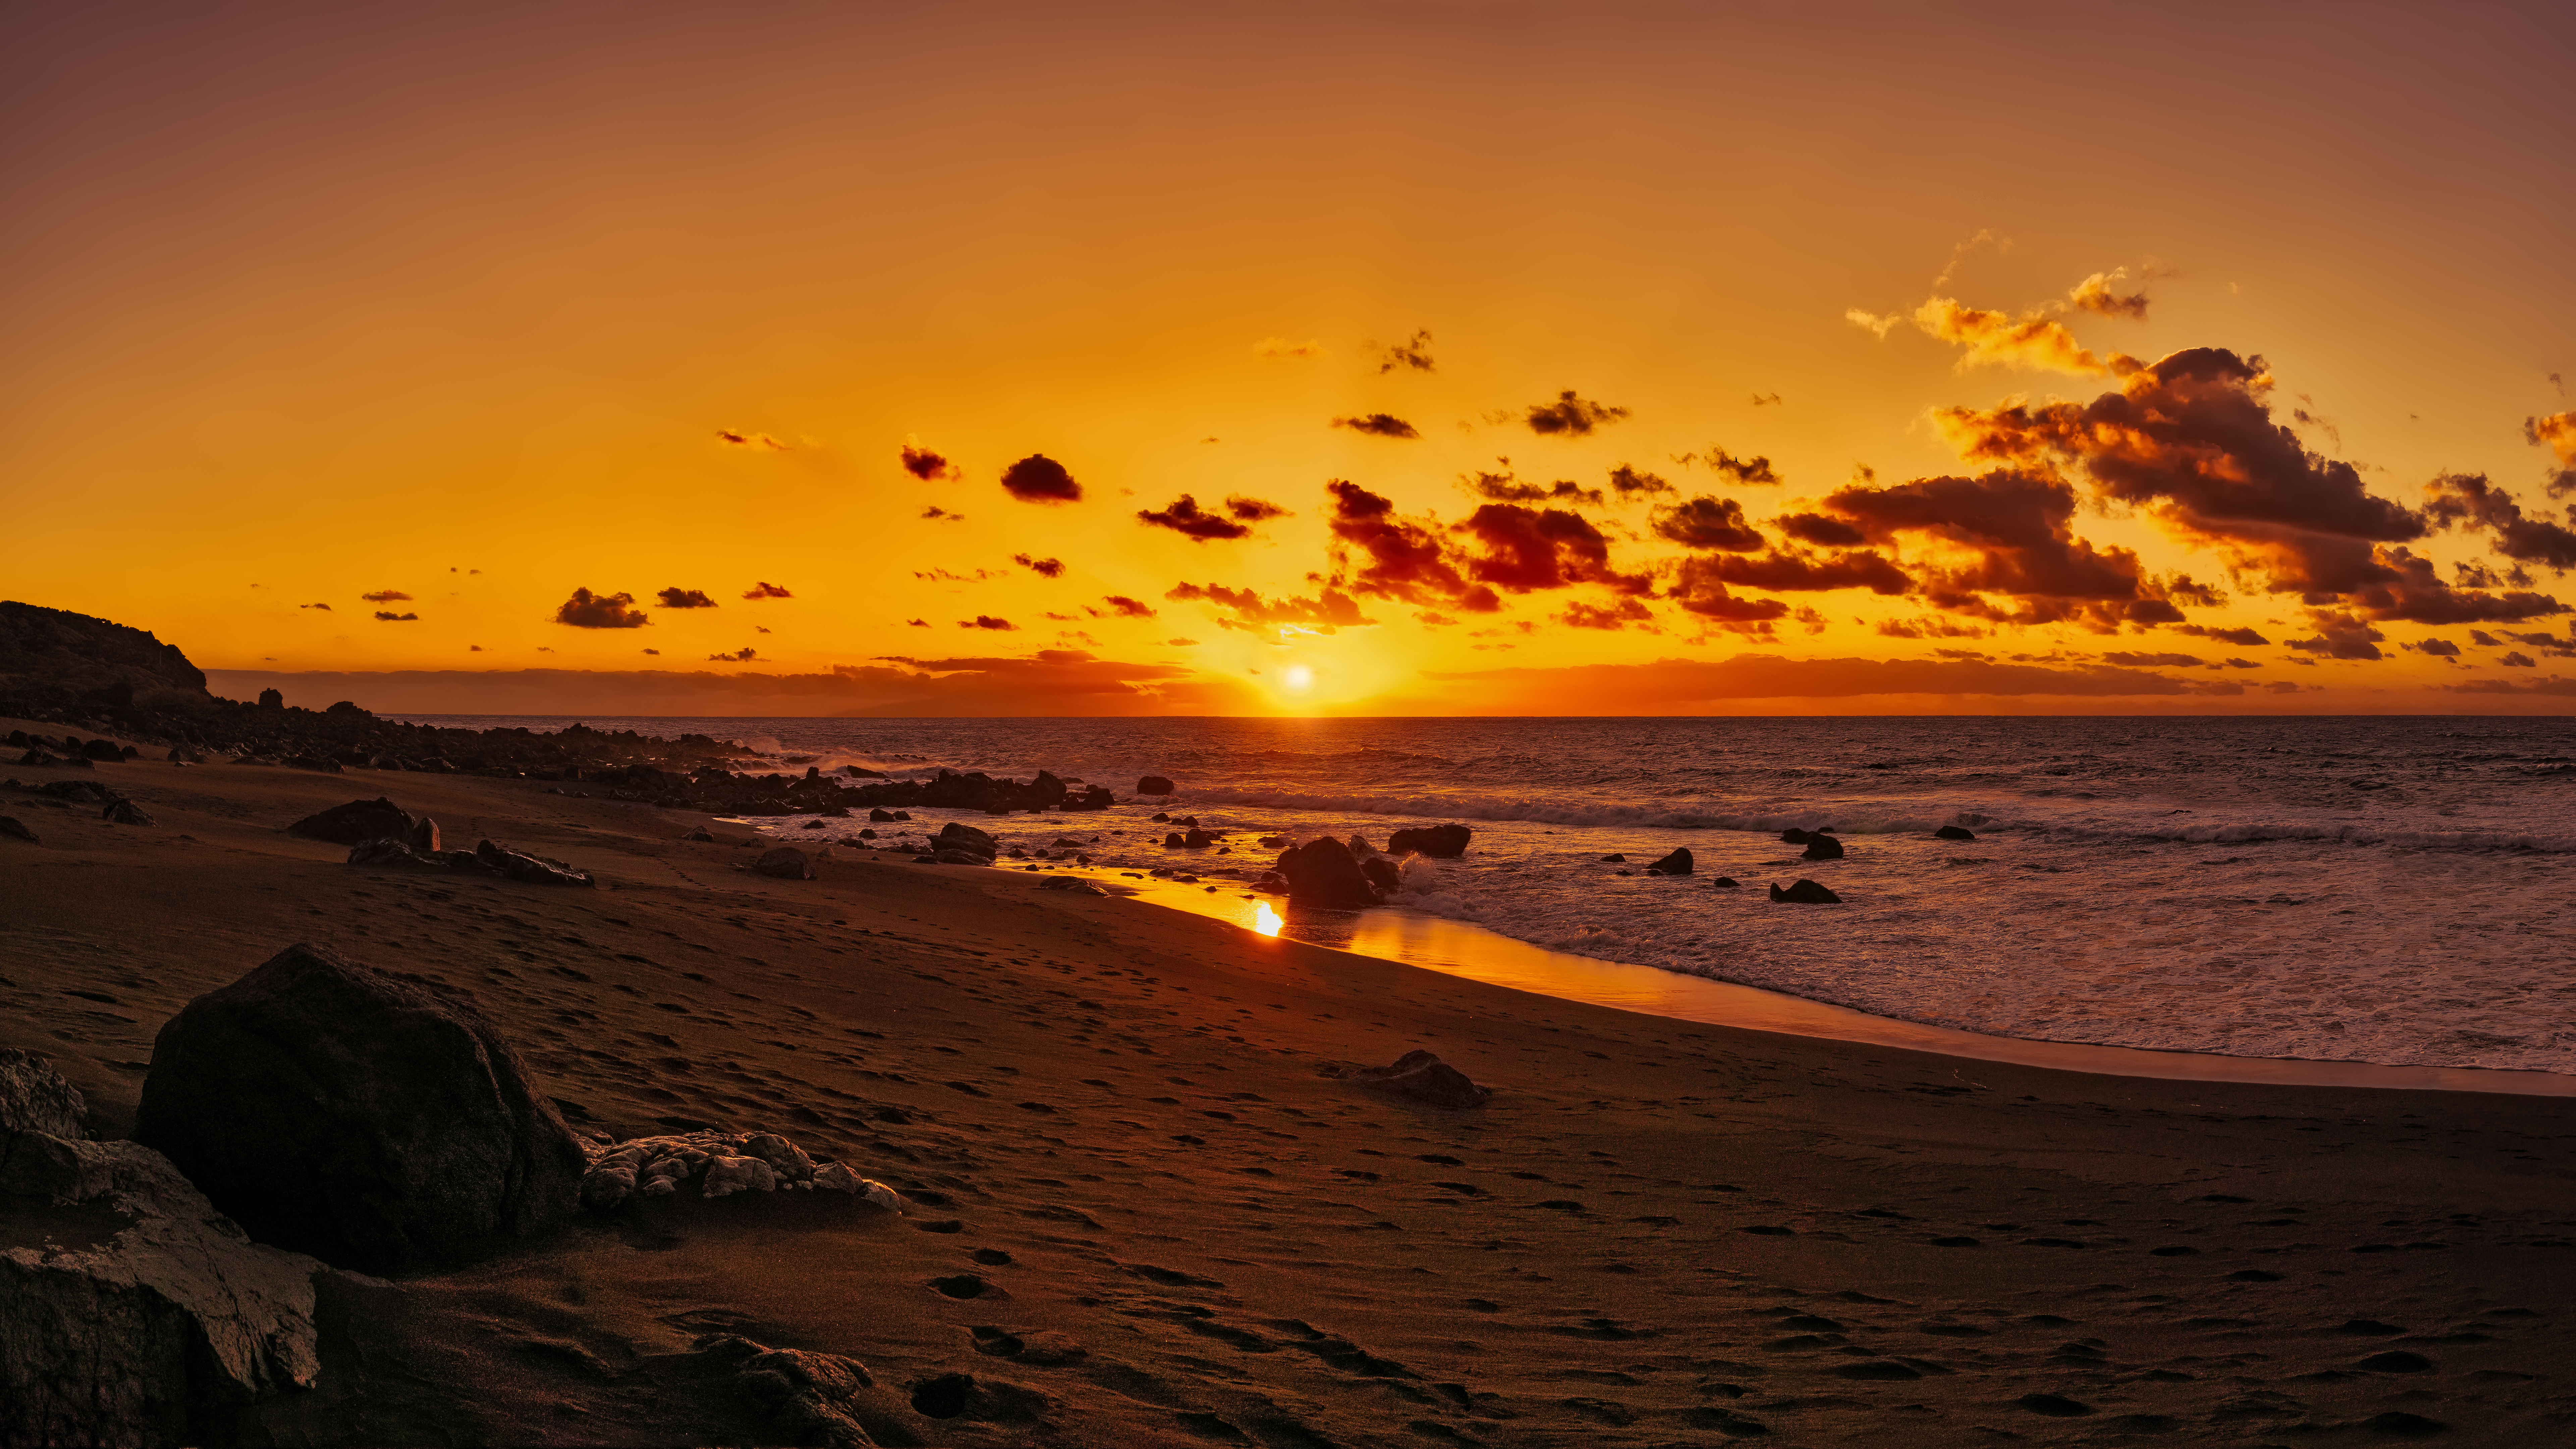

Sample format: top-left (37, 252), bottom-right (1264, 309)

top-left (1801, 835), bottom-right (1845, 861)
top-left (1935, 824), bottom-right (1977, 841)
top-left (1387, 823), bottom-right (1472, 857)
top-left (1770, 878), bottom-right (1842, 904)
top-left (1646, 847), bottom-right (1693, 875)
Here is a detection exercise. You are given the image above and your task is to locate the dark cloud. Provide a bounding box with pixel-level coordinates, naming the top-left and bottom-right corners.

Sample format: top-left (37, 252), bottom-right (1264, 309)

top-left (715, 429), bottom-right (788, 450)
top-left (2471, 629), bottom-right (2502, 646)
top-left (708, 647), bottom-right (760, 661)
top-left (1562, 598), bottom-right (1656, 630)
top-left (1001, 454), bottom-right (1083, 504)
top-left (914, 567), bottom-right (999, 583)
top-left (1332, 413), bottom-right (1421, 439)
top-left (1138, 494), bottom-right (1254, 541)
top-left (2527, 411), bottom-right (2576, 496)
top-left (1707, 449), bottom-right (1781, 486)
top-left (299, 602), bottom-right (331, 611)
top-left (2422, 472), bottom-right (2576, 571)
top-left (959, 616), bottom-right (1017, 631)
top-left (1168, 581), bottom-right (1376, 633)
top-left (1939, 348), bottom-right (2433, 599)
top-left (2502, 650), bottom-right (2538, 667)
top-left (2412, 637), bottom-right (2461, 657)
top-left (2176, 624), bottom-right (2270, 646)
top-left (1522, 390), bottom-right (1630, 437)
top-left (361, 590), bottom-right (411, 603)
top-left (1822, 470), bottom-right (2150, 626)
top-left (900, 443), bottom-right (963, 481)
top-left (1876, 615), bottom-right (1988, 639)
top-left (921, 505), bottom-right (965, 522)
top-left (742, 581), bottom-right (794, 599)
top-left (554, 587), bottom-right (651, 629)
top-left (2264, 680), bottom-right (2306, 693)
top-left (2343, 546), bottom-right (2565, 624)
top-left (1376, 329), bottom-right (1435, 374)
top-left (1098, 596), bottom-right (1158, 618)
top-left (1326, 480), bottom-right (1498, 610)
top-left (2284, 612), bottom-right (2385, 660)
top-left (373, 611), bottom-right (420, 622)
top-left (1750, 392), bottom-right (1782, 407)
top-left (1461, 470), bottom-right (1604, 507)
top-left (906, 618), bottom-right (928, 627)
top-left (1668, 561), bottom-right (1792, 627)
top-left (1226, 495), bottom-right (1290, 522)
top-left (1776, 513), bottom-right (1867, 548)
top-left (1651, 496), bottom-right (1767, 552)
top-left (2100, 651), bottom-right (2202, 667)
top-left (1420, 653), bottom-right (2220, 707)
top-left (1013, 554), bottom-right (1065, 578)
top-left (2451, 674), bottom-right (2576, 696)
top-left (1608, 464), bottom-right (1672, 497)
top-left (1697, 548), bottom-right (1912, 596)
top-left (656, 588), bottom-right (718, 609)
top-left (1458, 503), bottom-right (1652, 596)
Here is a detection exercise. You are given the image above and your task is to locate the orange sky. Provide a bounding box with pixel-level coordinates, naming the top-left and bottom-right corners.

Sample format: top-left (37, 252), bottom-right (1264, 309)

top-left (6, 2), bottom-right (2573, 715)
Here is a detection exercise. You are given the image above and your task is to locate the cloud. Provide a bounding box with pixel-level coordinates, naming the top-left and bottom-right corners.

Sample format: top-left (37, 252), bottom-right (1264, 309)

top-left (1562, 598), bottom-right (1656, 630)
top-left (1650, 496), bottom-right (1767, 551)
top-left (2344, 546), bottom-right (2564, 624)
top-left (1332, 413), bottom-right (1421, 439)
top-left (1876, 615), bottom-right (1989, 639)
top-left (2450, 673), bottom-right (2576, 696)
top-left (361, 590), bottom-right (412, 603)
top-left (2064, 267), bottom-right (2152, 319)
top-left (643, 648), bottom-right (659, 655)
top-left (742, 581), bottom-right (794, 599)
top-left (1706, 449), bottom-right (1781, 486)
top-left (1461, 470), bottom-right (1604, 507)
top-left (914, 567), bottom-right (999, 583)
top-left (1821, 470), bottom-right (2154, 627)
top-left (1254, 337), bottom-right (1325, 359)
top-left (1326, 480), bottom-right (1498, 610)
top-left (958, 616), bottom-right (1016, 631)
top-left (1900, 296), bottom-right (2139, 376)
top-left (554, 587), bottom-right (651, 629)
top-left (716, 429), bottom-right (789, 450)
top-left (2501, 650), bottom-right (2538, 667)
top-left (2284, 612), bottom-right (2386, 660)
top-left (1457, 503), bottom-right (1652, 596)
top-left (2412, 637), bottom-right (2461, 657)
top-left (1419, 652), bottom-right (2224, 708)
top-left (1226, 495), bottom-right (1289, 522)
top-left (2176, 624), bottom-right (2271, 646)
top-left (1692, 548), bottom-right (1913, 596)
top-left (1522, 390), bottom-right (1631, 437)
top-left (1608, 464), bottom-right (1672, 497)
top-left (2099, 650), bottom-right (2202, 667)
top-left (1667, 564), bottom-right (1792, 627)
top-left (1013, 554), bottom-right (1066, 578)
top-left (1168, 581), bottom-right (1376, 633)
top-left (299, 602), bottom-right (331, 611)
top-left (1138, 494), bottom-right (1254, 541)
top-left (1750, 392), bottom-right (1783, 407)
top-left (1001, 454), bottom-right (1083, 503)
top-left (920, 505), bottom-right (964, 522)
top-left (1776, 512), bottom-right (1867, 548)
top-left (1098, 595), bottom-right (1159, 619)
top-left (2424, 471), bottom-right (2576, 570)
top-left (656, 587), bottom-right (718, 609)
top-left (373, 611), bottom-right (419, 622)
top-left (2527, 411), bottom-right (2576, 495)
top-left (708, 647), bottom-right (760, 661)
top-left (906, 618), bottom-right (928, 627)
top-left (1167, 637), bottom-right (1198, 646)
top-left (1376, 329), bottom-right (1435, 374)
top-left (900, 443), bottom-right (963, 481)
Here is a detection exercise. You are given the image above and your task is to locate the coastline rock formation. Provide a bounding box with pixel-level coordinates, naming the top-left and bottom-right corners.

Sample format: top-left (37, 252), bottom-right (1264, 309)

top-left (1272, 837), bottom-right (1383, 907)
top-left (346, 837), bottom-right (595, 886)
top-left (1801, 834), bottom-right (1846, 860)
top-left (1136, 774), bottom-right (1175, 795)
top-left (134, 943), bottom-right (589, 1275)
top-left (1387, 823), bottom-right (1472, 857)
top-left (1935, 824), bottom-right (1977, 841)
top-left (2, 1051), bottom-right (326, 1448)
top-left (576, 1128), bottom-right (909, 1214)
top-left (1646, 847), bottom-right (1693, 875)
top-left (1771, 878), bottom-right (1843, 904)
top-left (1328, 1050), bottom-right (1492, 1109)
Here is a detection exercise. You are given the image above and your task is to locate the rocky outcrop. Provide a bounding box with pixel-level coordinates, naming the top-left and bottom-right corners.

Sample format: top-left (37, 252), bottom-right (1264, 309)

top-left (0, 815), bottom-right (35, 845)
top-left (134, 943), bottom-right (589, 1275)
top-left (576, 1128), bottom-right (908, 1214)
top-left (2, 1052), bottom-right (325, 1449)
top-left (1646, 847), bottom-right (1693, 875)
top-left (1770, 878), bottom-right (1842, 904)
top-left (1935, 824), bottom-right (1977, 841)
top-left (1359, 856), bottom-right (1401, 893)
top-left (1272, 837), bottom-right (1382, 908)
top-left (0, 1049), bottom-right (87, 1138)
top-left (0, 600), bottom-right (208, 710)
top-left (934, 821), bottom-right (998, 861)
top-left (1387, 823), bottom-right (1471, 857)
top-left (285, 797), bottom-right (413, 846)
top-left (753, 846), bottom-right (814, 880)
top-left (345, 838), bottom-right (593, 885)
top-left (1136, 775), bottom-right (1175, 795)
top-left (1800, 834), bottom-right (1845, 861)
top-left (1328, 1050), bottom-right (1492, 1109)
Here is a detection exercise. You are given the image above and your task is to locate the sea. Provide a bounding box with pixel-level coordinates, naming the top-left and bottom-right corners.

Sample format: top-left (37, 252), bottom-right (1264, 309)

top-left (395, 715), bottom-right (2576, 1076)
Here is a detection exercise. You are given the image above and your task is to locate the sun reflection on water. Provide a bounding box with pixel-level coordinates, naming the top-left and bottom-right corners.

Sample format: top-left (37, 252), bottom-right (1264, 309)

top-left (1252, 901), bottom-right (1284, 937)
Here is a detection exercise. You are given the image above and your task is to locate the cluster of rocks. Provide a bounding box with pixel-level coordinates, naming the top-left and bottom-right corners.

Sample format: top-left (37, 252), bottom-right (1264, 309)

top-left (2, 774), bottom-right (158, 837)
top-left (577, 1129), bottom-right (908, 1213)
top-left (10, 728), bottom-right (136, 767)
top-left (291, 796), bottom-right (597, 885)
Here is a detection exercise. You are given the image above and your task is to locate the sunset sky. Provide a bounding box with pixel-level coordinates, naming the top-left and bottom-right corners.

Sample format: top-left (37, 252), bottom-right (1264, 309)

top-left (7, 2), bottom-right (2573, 715)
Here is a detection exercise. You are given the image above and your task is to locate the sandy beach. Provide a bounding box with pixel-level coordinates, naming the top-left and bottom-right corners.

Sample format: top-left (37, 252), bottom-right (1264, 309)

top-left (8, 730), bottom-right (2575, 1446)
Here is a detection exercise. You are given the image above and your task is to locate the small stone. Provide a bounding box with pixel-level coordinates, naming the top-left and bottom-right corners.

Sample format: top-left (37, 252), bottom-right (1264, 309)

top-left (702, 1155), bottom-right (779, 1197)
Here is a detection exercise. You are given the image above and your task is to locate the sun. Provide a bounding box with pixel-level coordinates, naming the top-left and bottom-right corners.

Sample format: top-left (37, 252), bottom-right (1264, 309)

top-left (1283, 664), bottom-right (1314, 692)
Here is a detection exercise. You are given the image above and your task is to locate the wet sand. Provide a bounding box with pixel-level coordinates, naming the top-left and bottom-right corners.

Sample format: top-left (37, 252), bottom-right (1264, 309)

top-left (7, 728), bottom-right (2576, 1445)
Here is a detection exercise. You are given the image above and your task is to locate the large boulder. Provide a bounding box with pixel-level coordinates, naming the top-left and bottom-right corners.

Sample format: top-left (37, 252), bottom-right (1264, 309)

top-left (1770, 878), bottom-right (1842, 904)
top-left (1, 1129), bottom-right (326, 1447)
top-left (1273, 837), bottom-right (1382, 908)
top-left (133, 943), bottom-right (589, 1274)
top-left (284, 797), bottom-right (412, 846)
top-left (1387, 823), bottom-right (1471, 857)
top-left (933, 821), bottom-right (998, 860)
top-left (1359, 856), bottom-right (1401, 894)
top-left (753, 846), bottom-right (814, 880)
top-left (1646, 847), bottom-right (1693, 875)
top-left (1135, 775), bottom-right (1174, 795)
top-left (1800, 834), bottom-right (1845, 861)
top-left (1934, 824), bottom-right (1976, 841)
